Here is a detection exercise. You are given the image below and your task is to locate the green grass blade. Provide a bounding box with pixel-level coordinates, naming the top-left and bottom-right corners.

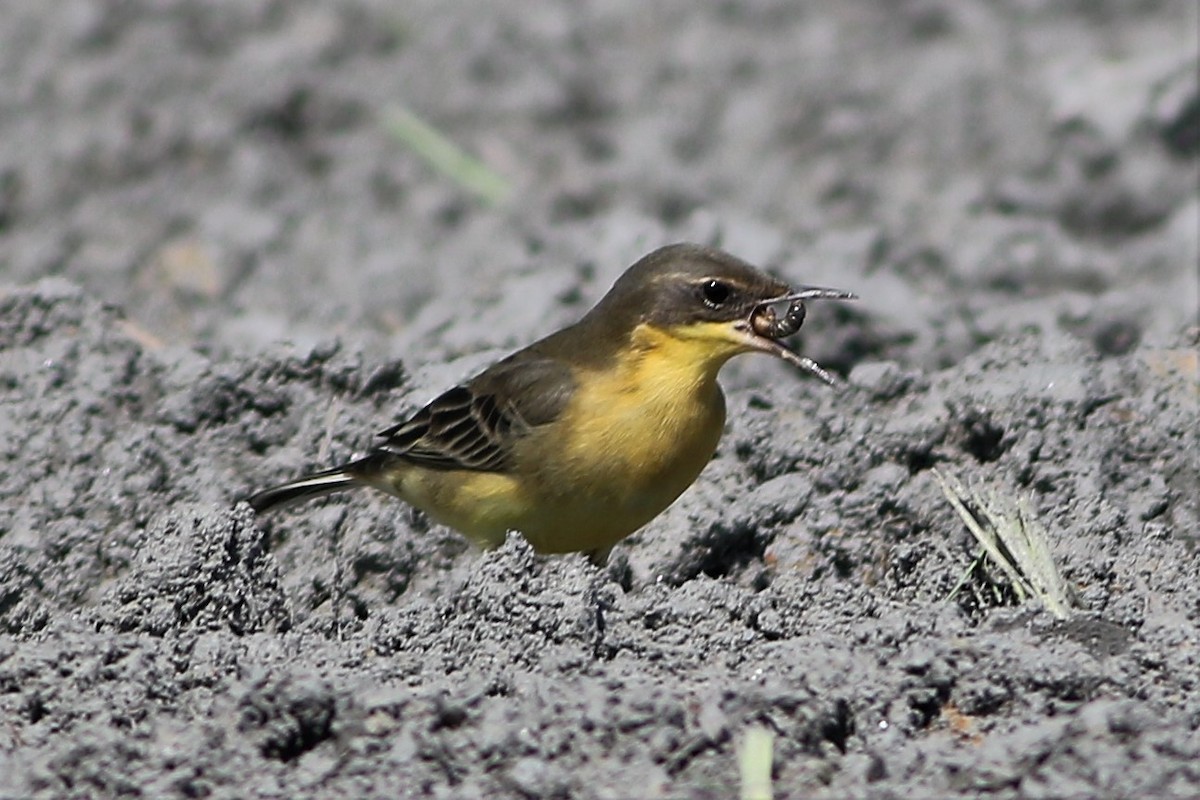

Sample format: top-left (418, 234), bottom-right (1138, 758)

top-left (381, 104), bottom-right (511, 206)
top-left (934, 469), bottom-right (1072, 619)
top-left (739, 725), bottom-right (774, 800)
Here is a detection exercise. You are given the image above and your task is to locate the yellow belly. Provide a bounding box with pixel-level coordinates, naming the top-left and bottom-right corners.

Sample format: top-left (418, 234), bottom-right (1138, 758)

top-left (379, 380), bottom-right (724, 554)
top-left (518, 380), bottom-right (725, 554)
top-left (375, 324), bottom-right (734, 555)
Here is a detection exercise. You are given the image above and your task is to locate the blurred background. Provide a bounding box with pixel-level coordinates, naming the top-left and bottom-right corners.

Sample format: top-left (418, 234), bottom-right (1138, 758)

top-left (1, 1), bottom-right (1196, 374)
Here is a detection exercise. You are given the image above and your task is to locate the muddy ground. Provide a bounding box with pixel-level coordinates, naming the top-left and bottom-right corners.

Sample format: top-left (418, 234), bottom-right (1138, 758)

top-left (1, 2), bottom-right (1198, 798)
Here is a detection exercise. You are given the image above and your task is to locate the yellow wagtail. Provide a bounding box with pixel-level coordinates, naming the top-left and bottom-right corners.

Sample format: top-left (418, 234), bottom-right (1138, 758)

top-left (246, 243), bottom-right (855, 564)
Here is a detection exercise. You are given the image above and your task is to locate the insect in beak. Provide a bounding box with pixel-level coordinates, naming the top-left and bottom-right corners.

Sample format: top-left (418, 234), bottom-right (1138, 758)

top-left (737, 286), bottom-right (857, 384)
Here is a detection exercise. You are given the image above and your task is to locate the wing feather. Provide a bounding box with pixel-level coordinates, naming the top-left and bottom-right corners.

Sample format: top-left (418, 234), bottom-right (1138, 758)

top-left (374, 356), bottom-right (575, 473)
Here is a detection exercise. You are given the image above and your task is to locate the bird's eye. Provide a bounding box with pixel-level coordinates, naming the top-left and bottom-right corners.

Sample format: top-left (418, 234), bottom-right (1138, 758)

top-left (701, 279), bottom-right (730, 308)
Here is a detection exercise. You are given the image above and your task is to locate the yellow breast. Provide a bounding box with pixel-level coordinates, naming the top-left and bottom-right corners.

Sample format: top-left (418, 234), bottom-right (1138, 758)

top-left (379, 322), bottom-right (738, 555)
top-left (512, 323), bottom-right (729, 553)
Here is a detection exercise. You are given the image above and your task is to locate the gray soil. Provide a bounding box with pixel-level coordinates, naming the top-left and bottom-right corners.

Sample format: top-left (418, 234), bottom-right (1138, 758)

top-left (1, 2), bottom-right (1198, 798)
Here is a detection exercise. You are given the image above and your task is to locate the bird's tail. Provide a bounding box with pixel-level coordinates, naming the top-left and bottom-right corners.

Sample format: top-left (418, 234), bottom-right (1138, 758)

top-left (244, 466), bottom-right (361, 513)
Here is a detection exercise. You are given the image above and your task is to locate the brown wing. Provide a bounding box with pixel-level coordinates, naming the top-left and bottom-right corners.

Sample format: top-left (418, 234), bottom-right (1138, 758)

top-left (374, 356), bottom-right (576, 473)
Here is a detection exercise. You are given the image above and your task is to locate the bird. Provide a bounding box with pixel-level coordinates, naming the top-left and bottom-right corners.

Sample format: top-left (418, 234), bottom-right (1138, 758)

top-left (245, 243), bottom-right (856, 565)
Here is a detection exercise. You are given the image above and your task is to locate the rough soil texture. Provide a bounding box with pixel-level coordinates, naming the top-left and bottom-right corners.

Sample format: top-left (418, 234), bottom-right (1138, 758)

top-left (1, 2), bottom-right (1198, 799)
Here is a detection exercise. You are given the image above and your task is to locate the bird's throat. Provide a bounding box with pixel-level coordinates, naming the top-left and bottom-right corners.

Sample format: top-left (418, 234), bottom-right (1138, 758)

top-left (628, 322), bottom-right (741, 394)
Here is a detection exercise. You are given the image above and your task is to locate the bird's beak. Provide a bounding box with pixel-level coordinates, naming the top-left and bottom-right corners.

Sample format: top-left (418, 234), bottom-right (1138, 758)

top-left (732, 286), bottom-right (857, 385)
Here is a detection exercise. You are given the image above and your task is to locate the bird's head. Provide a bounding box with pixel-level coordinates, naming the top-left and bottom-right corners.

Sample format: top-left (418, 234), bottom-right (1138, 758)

top-left (585, 243), bottom-right (856, 383)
